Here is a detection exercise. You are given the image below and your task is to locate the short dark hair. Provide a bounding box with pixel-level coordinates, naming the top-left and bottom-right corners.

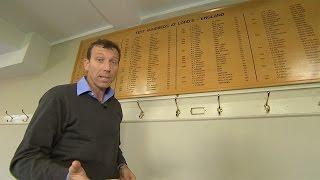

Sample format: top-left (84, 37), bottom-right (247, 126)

top-left (86, 39), bottom-right (121, 60)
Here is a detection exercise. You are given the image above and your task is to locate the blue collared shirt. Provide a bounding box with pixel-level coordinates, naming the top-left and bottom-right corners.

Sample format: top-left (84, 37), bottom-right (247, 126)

top-left (77, 76), bottom-right (114, 103)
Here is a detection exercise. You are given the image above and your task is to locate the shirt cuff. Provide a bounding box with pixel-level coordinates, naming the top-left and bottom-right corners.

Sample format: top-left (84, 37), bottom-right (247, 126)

top-left (118, 163), bottom-right (127, 170)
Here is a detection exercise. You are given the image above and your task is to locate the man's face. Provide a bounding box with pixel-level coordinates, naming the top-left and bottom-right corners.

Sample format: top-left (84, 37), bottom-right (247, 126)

top-left (84, 45), bottom-right (119, 90)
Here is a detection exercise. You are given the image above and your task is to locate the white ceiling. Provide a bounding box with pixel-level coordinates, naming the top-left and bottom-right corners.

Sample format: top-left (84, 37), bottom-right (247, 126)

top-left (0, 0), bottom-right (246, 44)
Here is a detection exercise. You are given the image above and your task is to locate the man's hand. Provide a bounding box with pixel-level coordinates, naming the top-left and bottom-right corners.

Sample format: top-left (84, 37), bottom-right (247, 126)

top-left (67, 160), bottom-right (89, 180)
top-left (119, 165), bottom-right (136, 180)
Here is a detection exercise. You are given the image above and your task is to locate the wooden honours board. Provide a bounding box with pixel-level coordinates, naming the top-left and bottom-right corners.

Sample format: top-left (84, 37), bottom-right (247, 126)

top-left (71, 0), bottom-right (320, 99)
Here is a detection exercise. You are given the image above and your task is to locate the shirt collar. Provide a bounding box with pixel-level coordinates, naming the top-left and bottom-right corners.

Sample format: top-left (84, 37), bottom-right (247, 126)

top-left (77, 76), bottom-right (114, 103)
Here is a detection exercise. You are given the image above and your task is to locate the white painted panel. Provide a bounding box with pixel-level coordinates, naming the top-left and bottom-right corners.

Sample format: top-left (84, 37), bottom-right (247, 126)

top-left (120, 116), bottom-right (320, 180)
top-left (1, 86), bottom-right (319, 180)
top-left (0, 125), bottom-right (27, 180)
top-left (120, 87), bottom-right (320, 122)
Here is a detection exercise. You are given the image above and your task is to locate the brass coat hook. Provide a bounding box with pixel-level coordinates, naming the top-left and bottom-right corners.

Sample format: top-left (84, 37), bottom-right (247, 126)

top-left (22, 109), bottom-right (29, 122)
top-left (217, 94), bottom-right (223, 116)
top-left (264, 91), bottom-right (271, 113)
top-left (5, 110), bottom-right (13, 122)
top-left (175, 95), bottom-right (181, 117)
top-left (137, 101), bottom-right (144, 119)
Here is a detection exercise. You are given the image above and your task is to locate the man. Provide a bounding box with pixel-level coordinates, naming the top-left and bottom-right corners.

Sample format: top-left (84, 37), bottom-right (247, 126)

top-left (10, 39), bottom-right (136, 180)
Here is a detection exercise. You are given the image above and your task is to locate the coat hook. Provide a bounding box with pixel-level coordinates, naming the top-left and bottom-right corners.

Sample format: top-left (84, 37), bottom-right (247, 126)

top-left (137, 101), bottom-right (144, 119)
top-left (175, 95), bottom-right (181, 117)
top-left (5, 110), bottom-right (14, 122)
top-left (217, 94), bottom-right (223, 115)
top-left (22, 109), bottom-right (29, 122)
top-left (264, 91), bottom-right (271, 113)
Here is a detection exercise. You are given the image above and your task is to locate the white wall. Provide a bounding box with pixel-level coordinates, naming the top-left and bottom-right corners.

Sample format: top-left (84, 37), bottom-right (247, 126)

top-left (2, 75), bottom-right (319, 180)
top-left (117, 86), bottom-right (320, 180)
top-left (2, 115), bottom-right (320, 180)
top-left (0, 125), bottom-right (27, 180)
top-left (121, 116), bottom-right (320, 180)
